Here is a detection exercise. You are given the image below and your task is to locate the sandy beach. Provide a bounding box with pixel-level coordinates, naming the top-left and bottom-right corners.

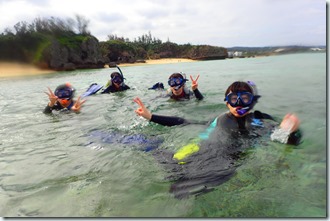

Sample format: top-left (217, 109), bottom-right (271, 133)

top-left (119, 58), bottom-right (196, 67)
top-left (0, 62), bottom-right (56, 78)
top-left (0, 58), bottom-right (195, 78)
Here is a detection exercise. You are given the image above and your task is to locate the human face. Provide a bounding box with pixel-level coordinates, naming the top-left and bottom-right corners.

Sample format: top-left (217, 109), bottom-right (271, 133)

top-left (168, 77), bottom-right (184, 95)
top-left (226, 91), bottom-right (254, 107)
top-left (168, 77), bottom-right (184, 88)
top-left (58, 98), bottom-right (72, 107)
top-left (226, 91), bottom-right (254, 117)
top-left (227, 103), bottom-right (250, 117)
top-left (171, 86), bottom-right (184, 96)
top-left (112, 75), bottom-right (123, 85)
top-left (56, 88), bottom-right (73, 99)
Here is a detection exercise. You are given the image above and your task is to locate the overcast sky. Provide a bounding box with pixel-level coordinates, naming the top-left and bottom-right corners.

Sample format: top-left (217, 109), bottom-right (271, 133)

top-left (0, 0), bottom-right (326, 47)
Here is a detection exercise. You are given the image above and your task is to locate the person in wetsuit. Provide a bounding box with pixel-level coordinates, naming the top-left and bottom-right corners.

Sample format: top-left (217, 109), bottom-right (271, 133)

top-left (133, 81), bottom-right (301, 198)
top-left (44, 83), bottom-right (86, 114)
top-left (166, 73), bottom-right (204, 101)
top-left (101, 71), bottom-right (130, 93)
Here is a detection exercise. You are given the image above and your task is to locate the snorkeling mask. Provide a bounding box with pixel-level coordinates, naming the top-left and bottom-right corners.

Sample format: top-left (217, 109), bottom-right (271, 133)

top-left (111, 72), bottom-right (124, 85)
top-left (226, 91), bottom-right (254, 107)
top-left (55, 84), bottom-right (75, 100)
top-left (168, 77), bottom-right (187, 90)
top-left (112, 75), bottom-right (123, 84)
top-left (224, 81), bottom-right (260, 116)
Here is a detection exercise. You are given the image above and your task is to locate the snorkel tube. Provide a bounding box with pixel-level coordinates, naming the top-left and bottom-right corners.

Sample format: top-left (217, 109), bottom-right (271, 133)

top-left (109, 62), bottom-right (125, 81)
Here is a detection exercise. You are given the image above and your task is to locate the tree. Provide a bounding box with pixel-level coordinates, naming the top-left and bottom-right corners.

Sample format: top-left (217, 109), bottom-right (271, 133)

top-left (75, 14), bottom-right (90, 35)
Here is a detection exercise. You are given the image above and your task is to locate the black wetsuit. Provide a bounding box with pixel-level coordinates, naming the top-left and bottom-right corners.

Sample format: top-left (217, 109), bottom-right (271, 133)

top-left (101, 83), bottom-right (130, 93)
top-left (149, 110), bottom-right (302, 198)
top-left (43, 101), bottom-right (74, 114)
top-left (168, 88), bottom-right (204, 101)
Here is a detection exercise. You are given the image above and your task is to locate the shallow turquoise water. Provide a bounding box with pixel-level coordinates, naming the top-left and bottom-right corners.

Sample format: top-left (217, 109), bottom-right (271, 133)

top-left (0, 53), bottom-right (326, 217)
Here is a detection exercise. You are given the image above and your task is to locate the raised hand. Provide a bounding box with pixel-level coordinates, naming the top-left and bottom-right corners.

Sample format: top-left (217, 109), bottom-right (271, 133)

top-left (71, 96), bottom-right (86, 113)
top-left (190, 74), bottom-right (200, 91)
top-left (45, 87), bottom-right (58, 107)
top-left (280, 113), bottom-right (300, 133)
top-left (133, 97), bottom-right (152, 120)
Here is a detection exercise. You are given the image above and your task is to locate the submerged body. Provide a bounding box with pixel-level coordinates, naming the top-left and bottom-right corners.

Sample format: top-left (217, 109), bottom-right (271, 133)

top-left (101, 71), bottom-right (130, 93)
top-left (150, 110), bottom-right (300, 198)
top-left (150, 73), bottom-right (204, 101)
top-left (133, 81), bottom-right (301, 198)
top-left (43, 83), bottom-right (85, 114)
top-left (101, 81), bottom-right (130, 93)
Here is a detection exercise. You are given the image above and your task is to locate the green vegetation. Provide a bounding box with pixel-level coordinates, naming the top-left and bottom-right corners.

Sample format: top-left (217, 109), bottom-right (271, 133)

top-left (33, 39), bottom-right (51, 63)
top-left (0, 15), bottom-right (325, 70)
top-left (0, 15), bottom-right (92, 64)
top-left (101, 31), bottom-right (227, 62)
top-left (0, 16), bottom-right (227, 69)
top-left (57, 35), bottom-right (88, 48)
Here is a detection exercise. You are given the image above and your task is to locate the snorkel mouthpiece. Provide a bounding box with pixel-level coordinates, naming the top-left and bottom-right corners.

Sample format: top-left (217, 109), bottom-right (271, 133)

top-left (59, 98), bottom-right (70, 106)
top-left (236, 107), bottom-right (249, 115)
top-left (174, 84), bottom-right (183, 91)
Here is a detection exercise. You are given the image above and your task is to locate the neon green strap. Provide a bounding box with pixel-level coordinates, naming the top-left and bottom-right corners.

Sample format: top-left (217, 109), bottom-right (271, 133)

top-left (173, 143), bottom-right (200, 164)
top-left (172, 118), bottom-right (217, 164)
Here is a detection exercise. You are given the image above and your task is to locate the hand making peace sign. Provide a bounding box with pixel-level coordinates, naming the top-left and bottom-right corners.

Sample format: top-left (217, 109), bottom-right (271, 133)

top-left (71, 96), bottom-right (86, 113)
top-left (133, 97), bottom-right (152, 120)
top-left (190, 74), bottom-right (200, 91)
top-left (45, 87), bottom-right (58, 107)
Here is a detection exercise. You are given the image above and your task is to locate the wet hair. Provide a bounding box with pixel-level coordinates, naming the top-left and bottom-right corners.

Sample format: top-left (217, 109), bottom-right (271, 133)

top-left (225, 81), bottom-right (253, 97)
top-left (169, 73), bottom-right (184, 79)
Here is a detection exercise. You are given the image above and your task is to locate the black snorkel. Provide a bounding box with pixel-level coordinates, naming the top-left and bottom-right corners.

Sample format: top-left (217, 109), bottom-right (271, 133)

top-left (109, 62), bottom-right (125, 81)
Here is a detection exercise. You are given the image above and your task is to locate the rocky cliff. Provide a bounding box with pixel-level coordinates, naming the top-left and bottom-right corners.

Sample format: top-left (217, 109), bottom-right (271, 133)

top-left (39, 35), bottom-right (106, 71)
top-left (186, 45), bottom-right (227, 60)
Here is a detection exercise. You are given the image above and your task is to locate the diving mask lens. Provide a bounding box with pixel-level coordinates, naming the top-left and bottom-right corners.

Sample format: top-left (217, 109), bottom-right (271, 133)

top-left (226, 92), bottom-right (254, 107)
top-left (56, 89), bottom-right (72, 99)
top-left (168, 77), bottom-right (183, 87)
top-left (112, 76), bottom-right (123, 84)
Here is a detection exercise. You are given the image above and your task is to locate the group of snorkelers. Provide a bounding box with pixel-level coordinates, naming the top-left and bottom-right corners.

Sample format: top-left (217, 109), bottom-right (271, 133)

top-left (44, 67), bottom-right (301, 198)
top-left (44, 71), bottom-right (203, 113)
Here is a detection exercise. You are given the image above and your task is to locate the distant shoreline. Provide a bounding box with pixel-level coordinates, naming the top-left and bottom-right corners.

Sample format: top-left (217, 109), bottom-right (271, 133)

top-left (114, 58), bottom-right (196, 67)
top-left (1, 52), bottom-right (324, 78)
top-left (0, 58), bottom-right (196, 78)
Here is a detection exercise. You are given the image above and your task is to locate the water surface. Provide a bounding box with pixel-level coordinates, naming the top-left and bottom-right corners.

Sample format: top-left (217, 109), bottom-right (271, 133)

top-left (0, 53), bottom-right (326, 217)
